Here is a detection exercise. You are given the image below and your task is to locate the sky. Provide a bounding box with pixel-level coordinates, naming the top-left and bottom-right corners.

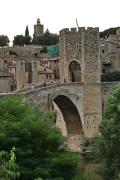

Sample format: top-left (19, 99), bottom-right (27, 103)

top-left (0, 0), bottom-right (120, 44)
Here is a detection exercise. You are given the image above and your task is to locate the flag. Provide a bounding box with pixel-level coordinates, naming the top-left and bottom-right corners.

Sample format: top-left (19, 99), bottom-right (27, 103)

top-left (76, 18), bottom-right (79, 28)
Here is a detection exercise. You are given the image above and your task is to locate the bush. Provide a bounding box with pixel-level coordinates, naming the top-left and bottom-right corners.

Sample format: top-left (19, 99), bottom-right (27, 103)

top-left (0, 96), bottom-right (79, 180)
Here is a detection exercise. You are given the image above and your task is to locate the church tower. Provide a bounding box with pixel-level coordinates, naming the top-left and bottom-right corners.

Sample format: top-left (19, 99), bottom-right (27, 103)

top-left (34, 18), bottom-right (44, 38)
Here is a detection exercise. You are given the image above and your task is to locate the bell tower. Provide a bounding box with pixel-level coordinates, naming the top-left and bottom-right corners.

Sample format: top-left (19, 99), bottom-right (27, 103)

top-left (34, 18), bottom-right (44, 38)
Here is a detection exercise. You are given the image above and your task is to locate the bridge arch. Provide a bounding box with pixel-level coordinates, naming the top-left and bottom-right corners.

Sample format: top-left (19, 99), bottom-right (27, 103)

top-left (53, 95), bottom-right (83, 135)
top-left (68, 60), bottom-right (81, 82)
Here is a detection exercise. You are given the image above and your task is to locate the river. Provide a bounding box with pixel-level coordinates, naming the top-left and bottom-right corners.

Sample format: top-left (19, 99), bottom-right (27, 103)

top-left (73, 155), bottom-right (102, 180)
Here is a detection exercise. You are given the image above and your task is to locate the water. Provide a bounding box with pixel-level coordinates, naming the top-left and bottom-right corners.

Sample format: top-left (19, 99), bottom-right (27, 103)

top-left (74, 155), bottom-right (102, 180)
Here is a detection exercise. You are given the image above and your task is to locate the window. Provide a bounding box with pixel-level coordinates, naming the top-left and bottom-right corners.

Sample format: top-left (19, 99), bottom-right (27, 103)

top-left (102, 69), bottom-right (106, 73)
top-left (102, 49), bottom-right (104, 53)
top-left (76, 44), bottom-right (79, 49)
top-left (49, 75), bottom-right (52, 79)
top-left (46, 75), bottom-right (48, 79)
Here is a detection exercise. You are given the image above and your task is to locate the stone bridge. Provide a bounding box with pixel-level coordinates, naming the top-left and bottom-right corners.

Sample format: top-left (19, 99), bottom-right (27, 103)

top-left (0, 82), bottom-right (120, 152)
top-left (19, 82), bottom-right (102, 152)
top-left (25, 83), bottom-right (85, 151)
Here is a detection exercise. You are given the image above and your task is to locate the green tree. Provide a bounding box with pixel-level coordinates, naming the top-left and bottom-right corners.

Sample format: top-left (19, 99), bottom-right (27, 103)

top-left (13, 35), bottom-right (31, 46)
top-left (0, 35), bottom-right (9, 47)
top-left (13, 35), bottom-right (25, 46)
top-left (32, 29), bottom-right (59, 46)
top-left (25, 25), bottom-right (29, 37)
top-left (0, 96), bottom-right (79, 180)
top-left (24, 36), bottom-right (31, 45)
top-left (100, 27), bottom-right (120, 38)
top-left (24, 26), bottom-right (31, 45)
top-left (98, 85), bottom-right (120, 179)
top-left (0, 147), bottom-right (20, 180)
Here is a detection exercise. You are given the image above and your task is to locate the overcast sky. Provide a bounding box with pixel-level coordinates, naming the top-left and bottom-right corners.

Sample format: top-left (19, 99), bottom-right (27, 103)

top-left (0, 0), bottom-right (120, 43)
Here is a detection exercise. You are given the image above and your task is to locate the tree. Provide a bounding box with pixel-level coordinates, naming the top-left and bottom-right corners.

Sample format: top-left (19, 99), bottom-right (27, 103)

top-left (0, 35), bottom-right (9, 47)
top-left (0, 147), bottom-right (20, 179)
top-left (32, 29), bottom-right (59, 46)
top-left (13, 35), bottom-right (25, 46)
top-left (24, 36), bottom-right (31, 45)
top-left (98, 85), bottom-right (120, 179)
top-left (0, 96), bottom-right (79, 180)
top-left (25, 25), bottom-right (29, 37)
top-left (13, 35), bottom-right (31, 46)
top-left (24, 26), bottom-right (31, 45)
top-left (100, 27), bottom-right (120, 38)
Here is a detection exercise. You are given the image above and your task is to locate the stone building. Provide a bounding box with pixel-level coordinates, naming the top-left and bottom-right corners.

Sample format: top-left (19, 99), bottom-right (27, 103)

top-left (16, 58), bottom-right (55, 90)
top-left (100, 40), bottom-right (120, 74)
top-left (34, 18), bottom-right (44, 38)
top-left (37, 64), bottom-right (54, 83)
top-left (59, 27), bottom-right (101, 83)
top-left (41, 57), bottom-right (60, 79)
top-left (0, 69), bottom-right (13, 92)
top-left (16, 59), bottom-right (38, 90)
top-left (59, 27), bottom-right (101, 138)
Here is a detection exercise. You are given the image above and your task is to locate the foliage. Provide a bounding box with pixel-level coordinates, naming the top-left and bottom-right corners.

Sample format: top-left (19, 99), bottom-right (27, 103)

top-left (25, 25), bottom-right (29, 37)
top-left (0, 35), bottom-right (9, 47)
top-left (24, 36), bottom-right (31, 45)
top-left (0, 147), bottom-right (20, 179)
top-left (13, 35), bottom-right (31, 46)
top-left (98, 85), bottom-right (120, 179)
top-left (101, 71), bottom-right (120, 82)
top-left (32, 29), bottom-right (59, 46)
top-left (13, 35), bottom-right (25, 46)
top-left (100, 27), bottom-right (120, 38)
top-left (0, 96), bottom-right (79, 180)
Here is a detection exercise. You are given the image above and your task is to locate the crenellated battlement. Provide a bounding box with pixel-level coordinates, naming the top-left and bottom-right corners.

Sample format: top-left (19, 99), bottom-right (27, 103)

top-left (59, 25), bottom-right (100, 83)
top-left (60, 27), bottom-right (99, 34)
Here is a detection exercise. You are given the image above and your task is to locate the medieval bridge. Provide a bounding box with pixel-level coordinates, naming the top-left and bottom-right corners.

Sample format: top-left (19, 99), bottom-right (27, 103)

top-left (0, 82), bottom-right (119, 152)
top-left (0, 27), bottom-right (120, 152)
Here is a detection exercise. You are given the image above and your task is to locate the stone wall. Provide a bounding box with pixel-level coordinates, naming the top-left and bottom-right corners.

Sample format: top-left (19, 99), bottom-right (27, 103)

top-left (16, 60), bottom-right (38, 90)
top-left (0, 76), bottom-right (13, 92)
top-left (59, 27), bottom-right (100, 83)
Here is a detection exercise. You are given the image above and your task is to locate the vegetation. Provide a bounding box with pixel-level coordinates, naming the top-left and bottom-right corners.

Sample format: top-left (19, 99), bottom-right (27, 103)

top-left (0, 96), bottom-right (79, 180)
top-left (25, 25), bottom-right (29, 37)
top-left (0, 147), bottom-right (20, 179)
top-left (100, 27), bottom-right (120, 38)
top-left (32, 29), bottom-right (59, 46)
top-left (0, 35), bottom-right (9, 47)
top-left (101, 71), bottom-right (120, 82)
top-left (13, 29), bottom-right (58, 47)
top-left (13, 35), bottom-right (31, 46)
top-left (98, 85), bottom-right (120, 179)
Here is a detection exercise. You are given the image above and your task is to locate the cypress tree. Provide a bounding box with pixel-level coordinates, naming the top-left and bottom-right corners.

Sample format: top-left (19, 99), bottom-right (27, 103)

top-left (25, 25), bottom-right (29, 37)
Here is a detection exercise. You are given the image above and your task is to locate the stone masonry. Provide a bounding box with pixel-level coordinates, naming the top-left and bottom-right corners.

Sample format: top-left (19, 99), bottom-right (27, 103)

top-left (59, 27), bottom-right (102, 139)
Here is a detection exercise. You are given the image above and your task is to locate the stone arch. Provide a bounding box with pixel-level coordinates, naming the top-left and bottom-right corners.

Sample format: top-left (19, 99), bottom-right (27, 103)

top-left (53, 95), bottom-right (84, 151)
top-left (68, 60), bottom-right (81, 82)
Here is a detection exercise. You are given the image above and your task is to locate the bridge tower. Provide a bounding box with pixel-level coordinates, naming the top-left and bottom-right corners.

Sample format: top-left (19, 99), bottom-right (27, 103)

top-left (59, 27), bottom-right (102, 139)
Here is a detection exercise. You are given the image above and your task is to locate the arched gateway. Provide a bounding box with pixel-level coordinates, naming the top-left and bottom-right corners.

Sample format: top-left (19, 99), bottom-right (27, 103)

top-left (69, 61), bottom-right (81, 82)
